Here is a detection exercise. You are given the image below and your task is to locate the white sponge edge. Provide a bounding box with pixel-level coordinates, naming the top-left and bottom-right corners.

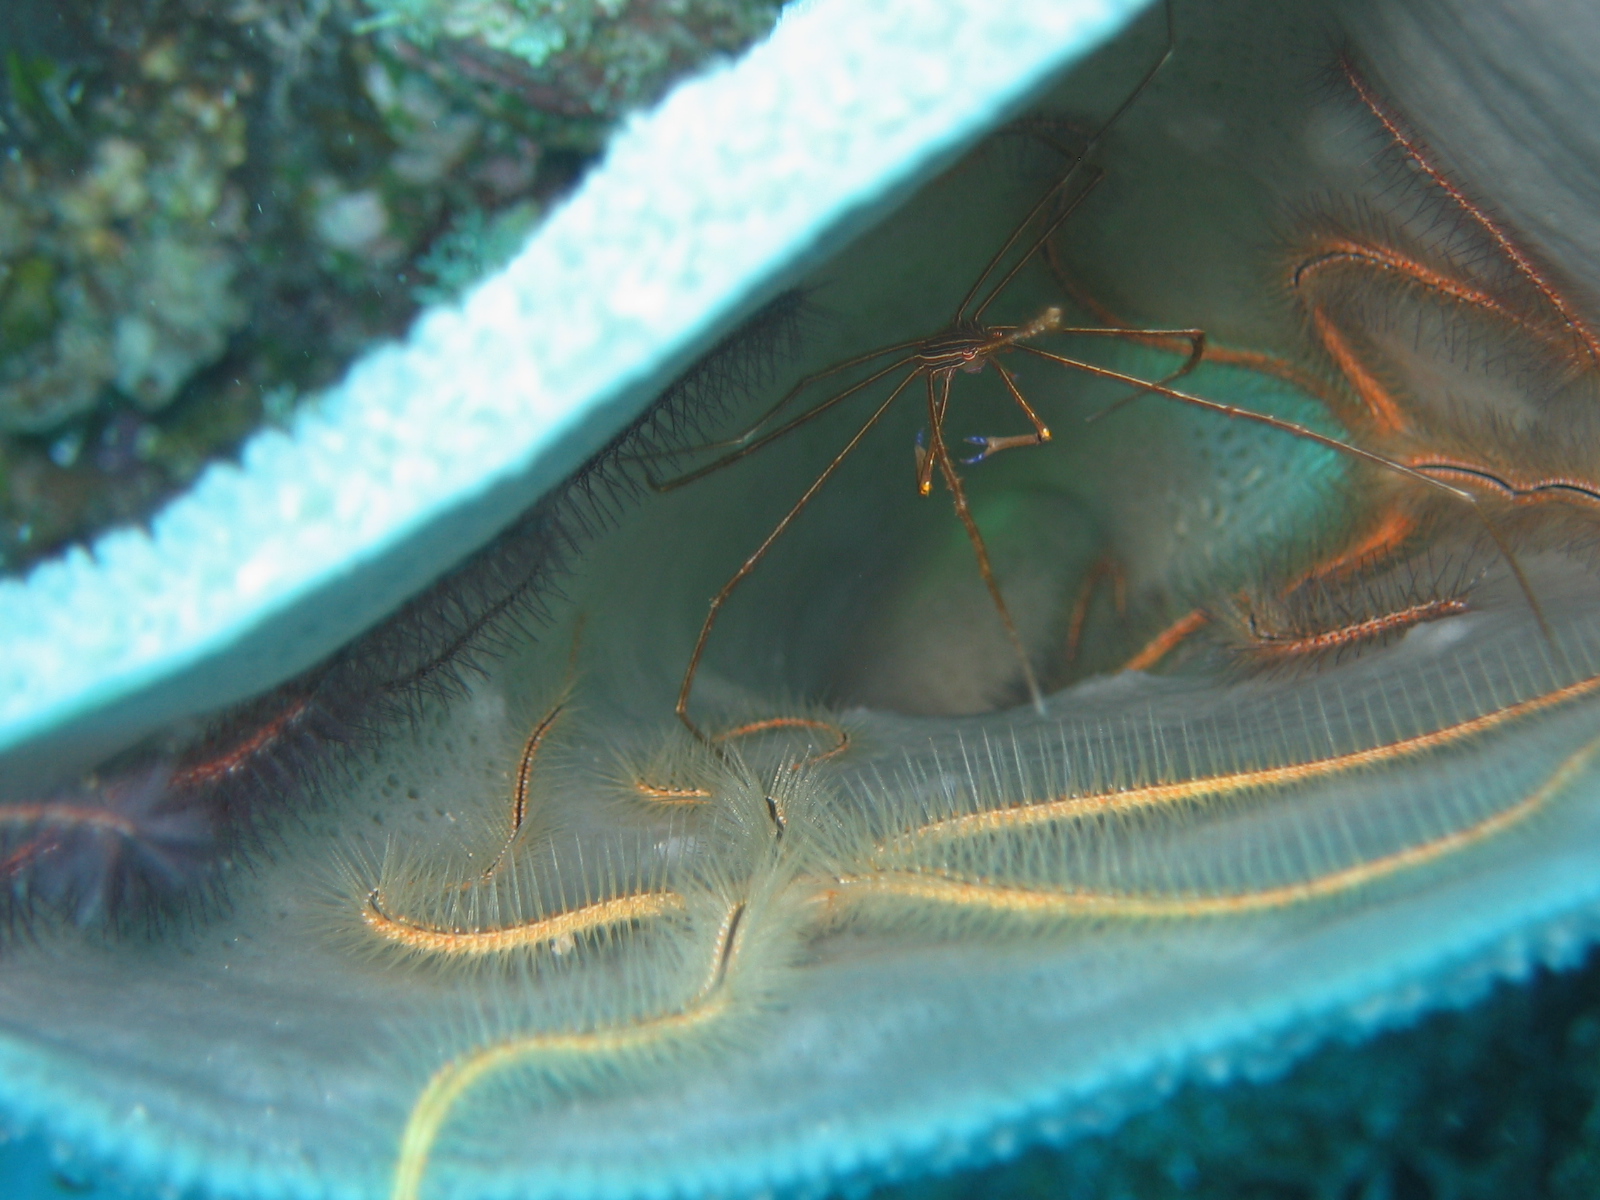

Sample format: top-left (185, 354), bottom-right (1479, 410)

top-left (0, 0), bottom-right (1149, 755)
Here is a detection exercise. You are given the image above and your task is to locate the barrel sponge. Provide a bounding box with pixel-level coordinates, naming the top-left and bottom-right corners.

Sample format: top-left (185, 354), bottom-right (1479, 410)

top-left (6, 1), bottom-right (1600, 1199)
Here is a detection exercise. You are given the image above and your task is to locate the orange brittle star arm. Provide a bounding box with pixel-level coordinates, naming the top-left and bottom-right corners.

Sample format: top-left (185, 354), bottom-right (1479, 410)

top-left (886, 670), bottom-right (1600, 849)
top-left (849, 728), bottom-right (1600, 917)
top-left (361, 887), bottom-right (687, 959)
top-left (390, 901), bottom-right (747, 1200)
